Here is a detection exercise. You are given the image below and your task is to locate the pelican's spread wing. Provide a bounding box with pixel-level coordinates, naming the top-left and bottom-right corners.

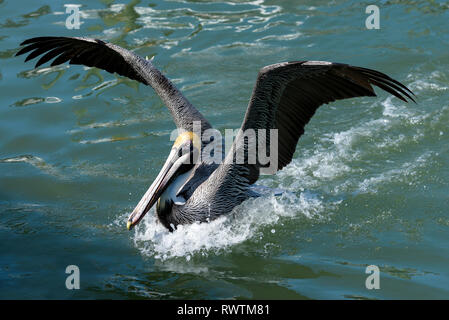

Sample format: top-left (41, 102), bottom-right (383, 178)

top-left (205, 61), bottom-right (415, 201)
top-left (238, 61), bottom-right (415, 177)
top-left (16, 36), bottom-right (211, 131)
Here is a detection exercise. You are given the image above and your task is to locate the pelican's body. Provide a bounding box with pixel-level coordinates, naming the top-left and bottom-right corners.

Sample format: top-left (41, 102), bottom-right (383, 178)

top-left (16, 37), bottom-right (415, 231)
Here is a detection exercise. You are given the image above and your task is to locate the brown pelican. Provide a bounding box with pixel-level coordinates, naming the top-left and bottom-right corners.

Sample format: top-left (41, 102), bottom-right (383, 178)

top-left (16, 37), bottom-right (415, 232)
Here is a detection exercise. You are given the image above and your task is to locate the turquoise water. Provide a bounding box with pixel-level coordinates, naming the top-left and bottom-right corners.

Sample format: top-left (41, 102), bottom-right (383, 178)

top-left (1, 0), bottom-right (448, 299)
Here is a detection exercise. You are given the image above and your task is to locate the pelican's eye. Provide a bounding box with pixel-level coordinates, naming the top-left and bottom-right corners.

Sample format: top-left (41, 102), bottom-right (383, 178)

top-left (178, 141), bottom-right (194, 158)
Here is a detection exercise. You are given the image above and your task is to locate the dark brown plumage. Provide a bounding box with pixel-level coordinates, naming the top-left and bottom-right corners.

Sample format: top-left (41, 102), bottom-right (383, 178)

top-left (237, 61), bottom-right (415, 183)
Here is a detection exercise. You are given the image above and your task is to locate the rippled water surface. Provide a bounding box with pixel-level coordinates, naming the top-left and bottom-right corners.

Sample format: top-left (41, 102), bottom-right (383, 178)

top-left (1, 0), bottom-right (448, 299)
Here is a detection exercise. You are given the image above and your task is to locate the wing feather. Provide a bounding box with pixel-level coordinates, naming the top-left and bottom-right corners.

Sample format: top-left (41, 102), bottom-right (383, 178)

top-left (221, 61), bottom-right (415, 186)
top-left (16, 36), bottom-right (211, 131)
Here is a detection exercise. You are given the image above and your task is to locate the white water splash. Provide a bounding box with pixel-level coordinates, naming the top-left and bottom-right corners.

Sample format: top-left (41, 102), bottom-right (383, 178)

top-left (131, 190), bottom-right (333, 260)
top-left (357, 152), bottom-right (434, 194)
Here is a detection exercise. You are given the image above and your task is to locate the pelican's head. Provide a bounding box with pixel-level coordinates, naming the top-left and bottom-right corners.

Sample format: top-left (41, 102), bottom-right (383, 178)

top-left (126, 131), bottom-right (200, 230)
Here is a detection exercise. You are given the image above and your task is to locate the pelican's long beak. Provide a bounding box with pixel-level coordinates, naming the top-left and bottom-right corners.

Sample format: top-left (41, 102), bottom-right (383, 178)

top-left (127, 148), bottom-right (185, 230)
